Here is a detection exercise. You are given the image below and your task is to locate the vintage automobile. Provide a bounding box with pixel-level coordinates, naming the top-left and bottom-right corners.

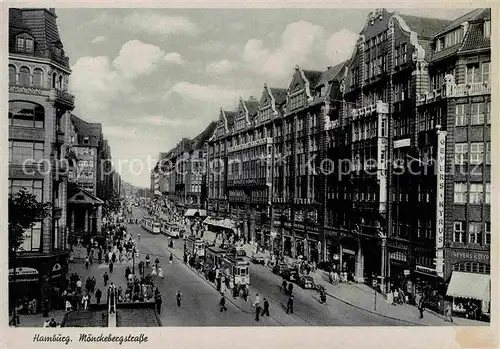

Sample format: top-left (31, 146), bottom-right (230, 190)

top-left (272, 263), bottom-right (289, 276)
top-left (298, 275), bottom-right (316, 289)
top-left (251, 253), bottom-right (267, 265)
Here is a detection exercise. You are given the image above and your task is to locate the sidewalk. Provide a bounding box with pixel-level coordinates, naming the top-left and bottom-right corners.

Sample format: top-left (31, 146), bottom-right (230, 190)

top-left (14, 310), bottom-right (67, 328)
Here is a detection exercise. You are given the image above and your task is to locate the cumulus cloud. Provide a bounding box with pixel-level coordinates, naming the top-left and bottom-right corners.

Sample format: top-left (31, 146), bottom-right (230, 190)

top-left (123, 12), bottom-right (199, 35)
top-left (91, 35), bottom-right (106, 44)
top-left (164, 52), bottom-right (185, 65)
top-left (113, 40), bottom-right (168, 79)
top-left (242, 20), bottom-right (324, 79)
top-left (166, 82), bottom-right (248, 106)
top-left (325, 29), bottom-right (358, 65)
top-left (206, 59), bottom-right (238, 74)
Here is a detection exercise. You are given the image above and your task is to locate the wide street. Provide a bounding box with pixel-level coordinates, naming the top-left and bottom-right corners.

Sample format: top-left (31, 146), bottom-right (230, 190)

top-left (130, 207), bottom-right (409, 326)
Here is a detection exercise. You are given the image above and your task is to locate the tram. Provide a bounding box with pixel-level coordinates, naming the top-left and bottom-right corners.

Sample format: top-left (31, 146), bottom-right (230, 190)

top-left (184, 235), bottom-right (205, 258)
top-left (221, 255), bottom-right (250, 286)
top-left (159, 216), bottom-right (180, 238)
top-left (141, 216), bottom-right (160, 234)
top-left (205, 245), bottom-right (228, 268)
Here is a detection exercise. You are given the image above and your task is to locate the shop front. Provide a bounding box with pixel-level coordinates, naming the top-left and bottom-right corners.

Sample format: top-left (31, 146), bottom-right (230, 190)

top-left (445, 248), bottom-right (491, 321)
top-left (388, 250), bottom-right (409, 291)
top-left (412, 265), bottom-right (445, 311)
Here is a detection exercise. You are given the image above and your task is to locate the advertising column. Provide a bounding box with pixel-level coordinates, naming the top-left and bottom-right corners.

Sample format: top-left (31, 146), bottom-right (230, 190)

top-left (435, 127), bottom-right (447, 277)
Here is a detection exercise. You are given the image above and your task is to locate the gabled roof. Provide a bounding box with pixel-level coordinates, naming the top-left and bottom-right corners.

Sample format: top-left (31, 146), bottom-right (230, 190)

top-left (67, 182), bottom-right (104, 205)
top-left (70, 114), bottom-right (102, 147)
top-left (270, 88), bottom-right (287, 105)
top-left (302, 70), bottom-right (323, 87)
top-left (315, 61), bottom-right (347, 87)
top-left (223, 111), bottom-right (237, 129)
top-left (459, 9), bottom-right (491, 53)
top-left (398, 14), bottom-right (451, 39)
top-left (244, 100), bottom-right (259, 120)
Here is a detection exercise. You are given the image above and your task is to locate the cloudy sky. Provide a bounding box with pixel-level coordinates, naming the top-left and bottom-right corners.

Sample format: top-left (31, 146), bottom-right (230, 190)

top-left (57, 8), bottom-right (469, 188)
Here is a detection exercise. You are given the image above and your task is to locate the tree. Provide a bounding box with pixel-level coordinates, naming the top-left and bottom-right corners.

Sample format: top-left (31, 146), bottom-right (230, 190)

top-left (9, 189), bottom-right (52, 259)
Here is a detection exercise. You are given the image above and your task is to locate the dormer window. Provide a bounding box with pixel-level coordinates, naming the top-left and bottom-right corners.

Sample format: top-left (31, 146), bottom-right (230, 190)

top-left (484, 20), bottom-right (491, 38)
top-left (83, 137), bottom-right (89, 145)
top-left (16, 35), bottom-right (34, 54)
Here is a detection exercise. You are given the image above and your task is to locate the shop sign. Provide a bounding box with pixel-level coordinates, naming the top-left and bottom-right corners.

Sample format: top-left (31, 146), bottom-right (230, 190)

top-left (449, 250), bottom-right (490, 262)
top-left (415, 265), bottom-right (437, 275)
top-left (435, 130), bottom-right (447, 277)
top-left (9, 85), bottom-right (46, 96)
top-left (8, 267), bottom-right (39, 282)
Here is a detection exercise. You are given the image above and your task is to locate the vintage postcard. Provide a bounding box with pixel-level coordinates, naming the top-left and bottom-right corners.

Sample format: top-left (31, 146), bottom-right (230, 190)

top-left (2, 1), bottom-right (498, 348)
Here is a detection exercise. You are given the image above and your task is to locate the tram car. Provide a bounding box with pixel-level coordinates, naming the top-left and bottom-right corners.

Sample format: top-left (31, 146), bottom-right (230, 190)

top-left (184, 235), bottom-right (205, 258)
top-left (141, 216), bottom-right (160, 234)
top-left (221, 255), bottom-right (250, 286)
top-left (159, 216), bottom-right (181, 238)
top-left (205, 245), bottom-right (228, 268)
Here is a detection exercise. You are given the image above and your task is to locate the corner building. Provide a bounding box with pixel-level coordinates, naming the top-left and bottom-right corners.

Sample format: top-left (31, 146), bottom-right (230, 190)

top-left (8, 8), bottom-right (74, 300)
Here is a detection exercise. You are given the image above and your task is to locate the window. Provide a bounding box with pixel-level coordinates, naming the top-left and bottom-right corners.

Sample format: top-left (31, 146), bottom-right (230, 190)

top-left (484, 20), bottom-right (491, 38)
top-left (485, 222), bottom-right (490, 245)
top-left (25, 39), bottom-right (34, 53)
top-left (466, 64), bottom-right (480, 83)
top-left (469, 183), bottom-right (483, 204)
top-left (9, 65), bottom-right (16, 84)
top-left (453, 221), bottom-right (466, 243)
top-left (485, 101), bottom-right (491, 124)
top-left (486, 142), bottom-right (491, 164)
top-left (470, 103), bottom-right (485, 125)
top-left (32, 68), bottom-right (43, 87)
top-left (485, 182), bottom-right (491, 204)
top-left (455, 143), bottom-right (468, 165)
top-left (394, 47), bottom-right (399, 66)
top-left (16, 36), bottom-right (34, 53)
top-left (19, 66), bottom-right (30, 86)
top-left (401, 44), bottom-right (407, 63)
top-left (454, 182), bottom-right (467, 203)
top-left (8, 101), bottom-right (45, 128)
top-left (469, 143), bottom-right (484, 164)
top-left (468, 222), bottom-right (482, 244)
top-left (481, 62), bottom-right (490, 82)
top-left (16, 37), bottom-right (24, 51)
top-left (9, 141), bottom-right (44, 164)
top-left (455, 104), bottom-right (467, 126)
top-left (9, 179), bottom-right (43, 203)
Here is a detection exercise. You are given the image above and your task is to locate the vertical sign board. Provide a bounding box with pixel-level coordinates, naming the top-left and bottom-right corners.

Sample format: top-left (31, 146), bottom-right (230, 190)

top-left (435, 130), bottom-right (447, 277)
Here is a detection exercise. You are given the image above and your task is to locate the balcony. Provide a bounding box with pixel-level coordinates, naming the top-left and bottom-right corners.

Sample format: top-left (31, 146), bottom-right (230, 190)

top-left (325, 118), bottom-right (340, 130)
top-left (49, 88), bottom-right (75, 110)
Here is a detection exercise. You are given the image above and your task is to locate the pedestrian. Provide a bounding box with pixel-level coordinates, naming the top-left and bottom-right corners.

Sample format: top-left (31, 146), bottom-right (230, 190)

top-left (176, 290), bottom-right (182, 307)
top-left (261, 298), bottom-right (270, 316)
top-left (43, 318), bottom-right (50, 327)
top-left (155, 258), bottom-right (160, 270)
top-left (417, 293), bottom-right (425, 319)
top-left (98, 249), bottom-right (102, 264)
top-left (286, 295), bottom-right (294, 314)
top-left (95, 289), bottom-right (102, 304)
top-left (49, 318), bottom-right (57, 327)
top-left (103, 272), bottom-right (109, 287)
top-left (282, 279), bottom-right (288, 294)
top-left (288, 282), bottom-right (293, 295)
top-left (82, 293), bottom-right (89, 310)
top-left (109, 260), bottom-right (114, 273)
top-left (158, 267), bottom-right (164, 278)
top-left (219, 293), bottom-right (228, 312)
top-left (254, 301), bottom-right (261, 322)
top-left (155, 293), bottom-right (162, 314)
top-left (85, 256), bottom-right (89, 270)
top-left (169, 253), bottom-right (173, 264)
top-left (445, 303), bottom-right (453, 323)
top-left (254, 293), bottom-right (261, 306)
top-left (42, 299), bottom-right (49, 317)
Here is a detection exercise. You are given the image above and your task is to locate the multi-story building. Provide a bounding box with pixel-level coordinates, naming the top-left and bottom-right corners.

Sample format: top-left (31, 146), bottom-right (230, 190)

top-left (416, 8), bottom-right (491, 313)
top-left (8, 8), bottom-right (74, 300)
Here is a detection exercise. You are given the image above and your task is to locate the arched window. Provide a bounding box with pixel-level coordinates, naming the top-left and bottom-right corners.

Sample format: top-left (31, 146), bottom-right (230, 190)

top-left (33, 68), bottom-right (43, 87)
top-left (19, 66), bottom-right (30, 86)
top-left (58, 75), bottom-right (63, 90)
top-left (52, 72), bottom-right (57, 88)
top-left (8, 101), bottom-right (45, 128)
top-left (9, 65), bottom-right (16, 84)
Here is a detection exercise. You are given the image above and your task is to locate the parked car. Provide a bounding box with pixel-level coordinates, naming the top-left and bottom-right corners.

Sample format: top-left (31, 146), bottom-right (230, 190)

top-left (251, 253), bottom-right (266, 265)
top-left (272, 263), bottom-right (289, 276)
top-left (298, 276), bottom-right (316, 289)
top-left (283, 268), bottom-right (299, 282)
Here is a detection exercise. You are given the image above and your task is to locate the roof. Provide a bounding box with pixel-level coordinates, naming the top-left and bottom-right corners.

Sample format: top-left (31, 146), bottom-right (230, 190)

top-left (316, 61), bottom-right (347, 87)
top-left (398, 14), bottom-right (451, 39)
top-left (270, 87), bottom-right (287, 105)
top-left (191, 121), bottom-right (217, 149)
top-left (70, 114), bottom-right (102, 147)
top-left (67, 182), bottom-right (105, 204)
top-left (434, 8), bottom-right (487, 37)
top-left (9, 8), bottom-right (70, 68)
top-left (224, 111), bottom-right (238, 128)
top-left (302, 70), bottom-right (323, 87)
top-left (244, 100), bottom-right (259, 119)
top-left (459, 11), bottom-right (491, 52)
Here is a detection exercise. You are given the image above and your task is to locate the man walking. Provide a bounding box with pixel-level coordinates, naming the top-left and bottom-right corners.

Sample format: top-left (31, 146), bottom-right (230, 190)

top-left (85, 256), bottom-right (90, 270)
top-left (253, 295), bottom-right (261, 322)
top-left (286, 295), bottom-right (294, 314)
top-left (109, 260), bottom-right (114, 273)
top-left (261, 298), bottom-right (270, 317)
top-left (417, 293), bottom-right (425, 319)
top-left (155, 293), bottom-right (162, 314)
top-left (219, 293), bottom-right (227, 312)
top-left (95, 288), bottom-right (102, 304)
top-left (103, 272), bottom-right (109, 287)
top-left (176, 290), bottom-right (183, 307)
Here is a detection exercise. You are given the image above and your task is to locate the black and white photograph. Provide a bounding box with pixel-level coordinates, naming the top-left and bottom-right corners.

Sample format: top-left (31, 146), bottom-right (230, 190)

top-left (5, 3), bottom-right (494, 337)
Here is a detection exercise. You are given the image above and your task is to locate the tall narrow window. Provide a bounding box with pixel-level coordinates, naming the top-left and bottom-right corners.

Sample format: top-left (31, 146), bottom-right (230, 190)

top-left (454, 182), bottom-right (467, 203)
top-left (455, 104), bottom-right (467, 126)
top-left (482, 62), bottom-right (490, 82)
top-left (19, 66), bottom-right (30, 86)
top-left (25, 39), bottom-right (34, 53)
top-left (52, 72), bottom-right (57, 88)
top-left (485, 182), bottom-right (491, 204)
top-left (468, 222), bottom-right (482, 244)
top-left (9, 65), bottom-right (16, 84)
top-left (454, 143), bottom-right (468, 165)
top-left (466, 64), bottom-right (480, 83)
top-left (33, 68), bottom-right (43, 87)
top-left (485, 222), bottom-right (491, 245)
top-left (453, 221), bottom-right (466, 243)
top-left (484, 20), bottom-right (491, 38)
top-left (469, 183), bottom-right (484, 204)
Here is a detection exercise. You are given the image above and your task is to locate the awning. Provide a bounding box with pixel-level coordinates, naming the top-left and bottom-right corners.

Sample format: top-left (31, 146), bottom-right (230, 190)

top-left (197, 209), bottom-right (207, 217)
top-left (184, 209), bottom-right (197, 217)
top-left (446, 271), bottom-right (490, 302)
